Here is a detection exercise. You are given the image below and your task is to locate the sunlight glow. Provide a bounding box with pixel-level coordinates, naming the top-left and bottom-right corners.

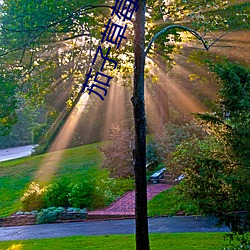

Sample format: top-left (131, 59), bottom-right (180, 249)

top-left (100, 83), bottom-right (128, 140)
top-left (35, 94), bottom-right (90, 184)
top-left (6, 244), bottom-right (23, 250)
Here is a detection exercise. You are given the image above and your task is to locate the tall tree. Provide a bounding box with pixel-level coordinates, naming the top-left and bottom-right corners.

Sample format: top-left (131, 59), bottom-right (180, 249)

top-left (132, 1), bottom-right (149, 249)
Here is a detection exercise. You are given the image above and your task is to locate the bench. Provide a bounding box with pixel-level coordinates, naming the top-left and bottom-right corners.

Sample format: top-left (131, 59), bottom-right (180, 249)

top-left (175, 174), bottom-right (185, 182)
top-left (149, 168), bottom-right (165, 184)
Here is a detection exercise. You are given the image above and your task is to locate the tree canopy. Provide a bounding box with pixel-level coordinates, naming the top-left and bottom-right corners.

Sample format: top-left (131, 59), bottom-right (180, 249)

top-left (0, 0), bottom-right (248, 123)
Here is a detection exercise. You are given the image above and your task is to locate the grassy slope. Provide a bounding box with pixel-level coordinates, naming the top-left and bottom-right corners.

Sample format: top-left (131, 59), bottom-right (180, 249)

top-left (0, 143), bottom-right (103, 217)
top-left (0, 233), bottom-right (230, 250)
top-left (148, 186), bottom-right (199, 217)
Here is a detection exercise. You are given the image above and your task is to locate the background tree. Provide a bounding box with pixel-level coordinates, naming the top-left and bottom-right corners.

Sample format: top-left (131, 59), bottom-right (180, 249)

top-left (0, 74), bottom-right (18, 136)
top-left (99, 124), bottom-right (133, 178)
top-left (168, 61), bottom-right (250, 233)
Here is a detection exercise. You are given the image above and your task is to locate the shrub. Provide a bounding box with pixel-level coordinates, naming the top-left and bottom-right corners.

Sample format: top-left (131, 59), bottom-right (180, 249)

top-left (68, 180), bottom-right (94, 209)
top-left (113, 177), bottom-right (134, 197)
top-left (32, 123), bottom-right (47, 144)
top-left (67, 207), bottom-right (87, 213)
top-left (93, 177), bottom-right (134, 209)
top-left (21, 182), bottom-right (45, 211)
top-left (223, 233), bottom-right (250, 250)
top-left (169, 61), bottom-right (250, 233)
top-left (43, 177), bottom-right (71, 208)
top-left (92, 178), bottom-right (117, 209)
top-left (36, 206), bottom-right (64, 224)
top-left (146, 141), bottom-right (159, 171)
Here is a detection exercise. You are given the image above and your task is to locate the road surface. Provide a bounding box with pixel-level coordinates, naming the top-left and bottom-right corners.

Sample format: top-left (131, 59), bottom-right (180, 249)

top-left (0, 216), bottom-right (229, 241)
top-left (0, 145), bottom-right (37, 162)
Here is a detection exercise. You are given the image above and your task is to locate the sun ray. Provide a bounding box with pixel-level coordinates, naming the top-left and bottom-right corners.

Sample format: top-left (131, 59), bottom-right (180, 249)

top-left (35, 94), bottom-right (90, 184)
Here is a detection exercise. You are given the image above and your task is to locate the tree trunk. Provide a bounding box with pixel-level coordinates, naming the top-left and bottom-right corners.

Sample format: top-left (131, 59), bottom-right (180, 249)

top-left (132, 1), bottom-right (150, 250)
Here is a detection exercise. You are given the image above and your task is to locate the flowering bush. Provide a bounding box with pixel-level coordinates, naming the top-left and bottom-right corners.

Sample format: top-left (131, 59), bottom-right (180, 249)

top-left (21, 182), bottom-right (45, 211)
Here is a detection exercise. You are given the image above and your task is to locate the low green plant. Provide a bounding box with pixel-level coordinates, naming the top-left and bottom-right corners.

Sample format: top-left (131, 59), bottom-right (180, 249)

top-left (67, 207), bottom-right (86, 213)
top-left (91, 178), bottom-right (114, 209)
top-left (20, 182), bottom-right (45, 211)
top-left (223, 233), bottom-right (250, 250)
top-left (68, 180), bottom-right (94, 209)
top-left (36, 206), bottom-right (64, 224)
top-left (43, 177), bottom-right (71, 208)
top-left (93, 177), bottom-right (134, 209)
top-left (113, 177), bottom-right (134, 197)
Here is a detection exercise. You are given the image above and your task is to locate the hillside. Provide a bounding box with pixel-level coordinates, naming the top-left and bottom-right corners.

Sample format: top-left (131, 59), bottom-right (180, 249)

top-left (0, 143), bottom-right (103, 217)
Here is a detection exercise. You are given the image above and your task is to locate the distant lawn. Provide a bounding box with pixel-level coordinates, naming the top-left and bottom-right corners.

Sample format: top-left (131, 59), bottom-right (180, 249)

top-left (0, 143), bottom-right (104, 217)
top-left (0, 233), bottom-right (230, 250)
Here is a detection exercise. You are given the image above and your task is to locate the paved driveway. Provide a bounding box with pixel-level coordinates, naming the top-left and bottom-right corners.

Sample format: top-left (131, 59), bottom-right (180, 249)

top-left (0, 216), bottom-right (229, 241)
top-left (0, 145), bottom-right (37, 162)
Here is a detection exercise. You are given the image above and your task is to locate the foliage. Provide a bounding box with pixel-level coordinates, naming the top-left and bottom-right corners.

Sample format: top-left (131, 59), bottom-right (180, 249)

top-left (36, 206), bottom-right (64, 224)
top-left (167, 61), bottom-right (250, 233)
top-left (223, 232), bottom-right (250, 250)
top-left (67, 207), bottom-right (86, 213)
top-left (99, 124), bottom-right (134, 178)
top-left (0, 0), bottom-right (245, 135)
top-left (93, 177), bottom-right (134, 208)
top-left (32, 123), bottom-right (48, 144)
top-left (42, 177), bottom-right (95, 209)
top-left (43, 178), bottom-right (71, 208)
top-left (19, 168), bottom-right (133, 213)
top-left (0, 75), bottom-right (18, 136)
top-left (20, 182), bottom-right (45, 212)
top-left (93, 178), bottom-right (118, 208)
top-left (168, 136), bottom-right (239, 211)
top-left (0, 105), bottom-right (45, 148)
top-left (23, 178), bottom-right (94, 211)
top-left (147, 122), bottom-right (206, 167)
top-left (68, 179), bottom-right (94, 209)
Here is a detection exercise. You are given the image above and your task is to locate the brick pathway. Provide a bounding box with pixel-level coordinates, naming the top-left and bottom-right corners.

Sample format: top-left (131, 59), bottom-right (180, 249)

top-left (88, 184), bottom-right (171, 219)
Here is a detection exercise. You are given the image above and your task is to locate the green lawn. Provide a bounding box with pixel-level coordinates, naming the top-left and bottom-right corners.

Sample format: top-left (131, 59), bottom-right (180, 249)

top-left (0, 233), bottom-right (230, 250)
top-left (148, 186), bottom-right (199, 217)
top-left (0, 143), bottom-right (104, 217)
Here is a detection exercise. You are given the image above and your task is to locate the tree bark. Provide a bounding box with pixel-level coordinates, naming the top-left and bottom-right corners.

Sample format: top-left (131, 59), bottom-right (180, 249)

top-left (132, 0), bottom-right (150, 250)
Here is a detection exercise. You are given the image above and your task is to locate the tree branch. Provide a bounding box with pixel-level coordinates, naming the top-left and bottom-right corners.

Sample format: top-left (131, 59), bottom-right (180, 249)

top-left (145, 25), bottom-right (212, 56)
top-left (1, 5), bottom-right (112, 33)
top-left (0, 4), bottom-right (112, 57)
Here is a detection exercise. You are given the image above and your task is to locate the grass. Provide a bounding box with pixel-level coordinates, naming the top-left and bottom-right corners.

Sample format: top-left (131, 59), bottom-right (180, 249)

top-left (148, 186), bottom-right (199, 217)
top-left (0, 143), bottom-right (104, 217)
top-left (0, 233), bottom-right (231, 250)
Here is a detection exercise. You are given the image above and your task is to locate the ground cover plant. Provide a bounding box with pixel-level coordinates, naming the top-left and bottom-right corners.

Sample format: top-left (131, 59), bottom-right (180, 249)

top-left (0, 233), bottom-right (232, 250)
